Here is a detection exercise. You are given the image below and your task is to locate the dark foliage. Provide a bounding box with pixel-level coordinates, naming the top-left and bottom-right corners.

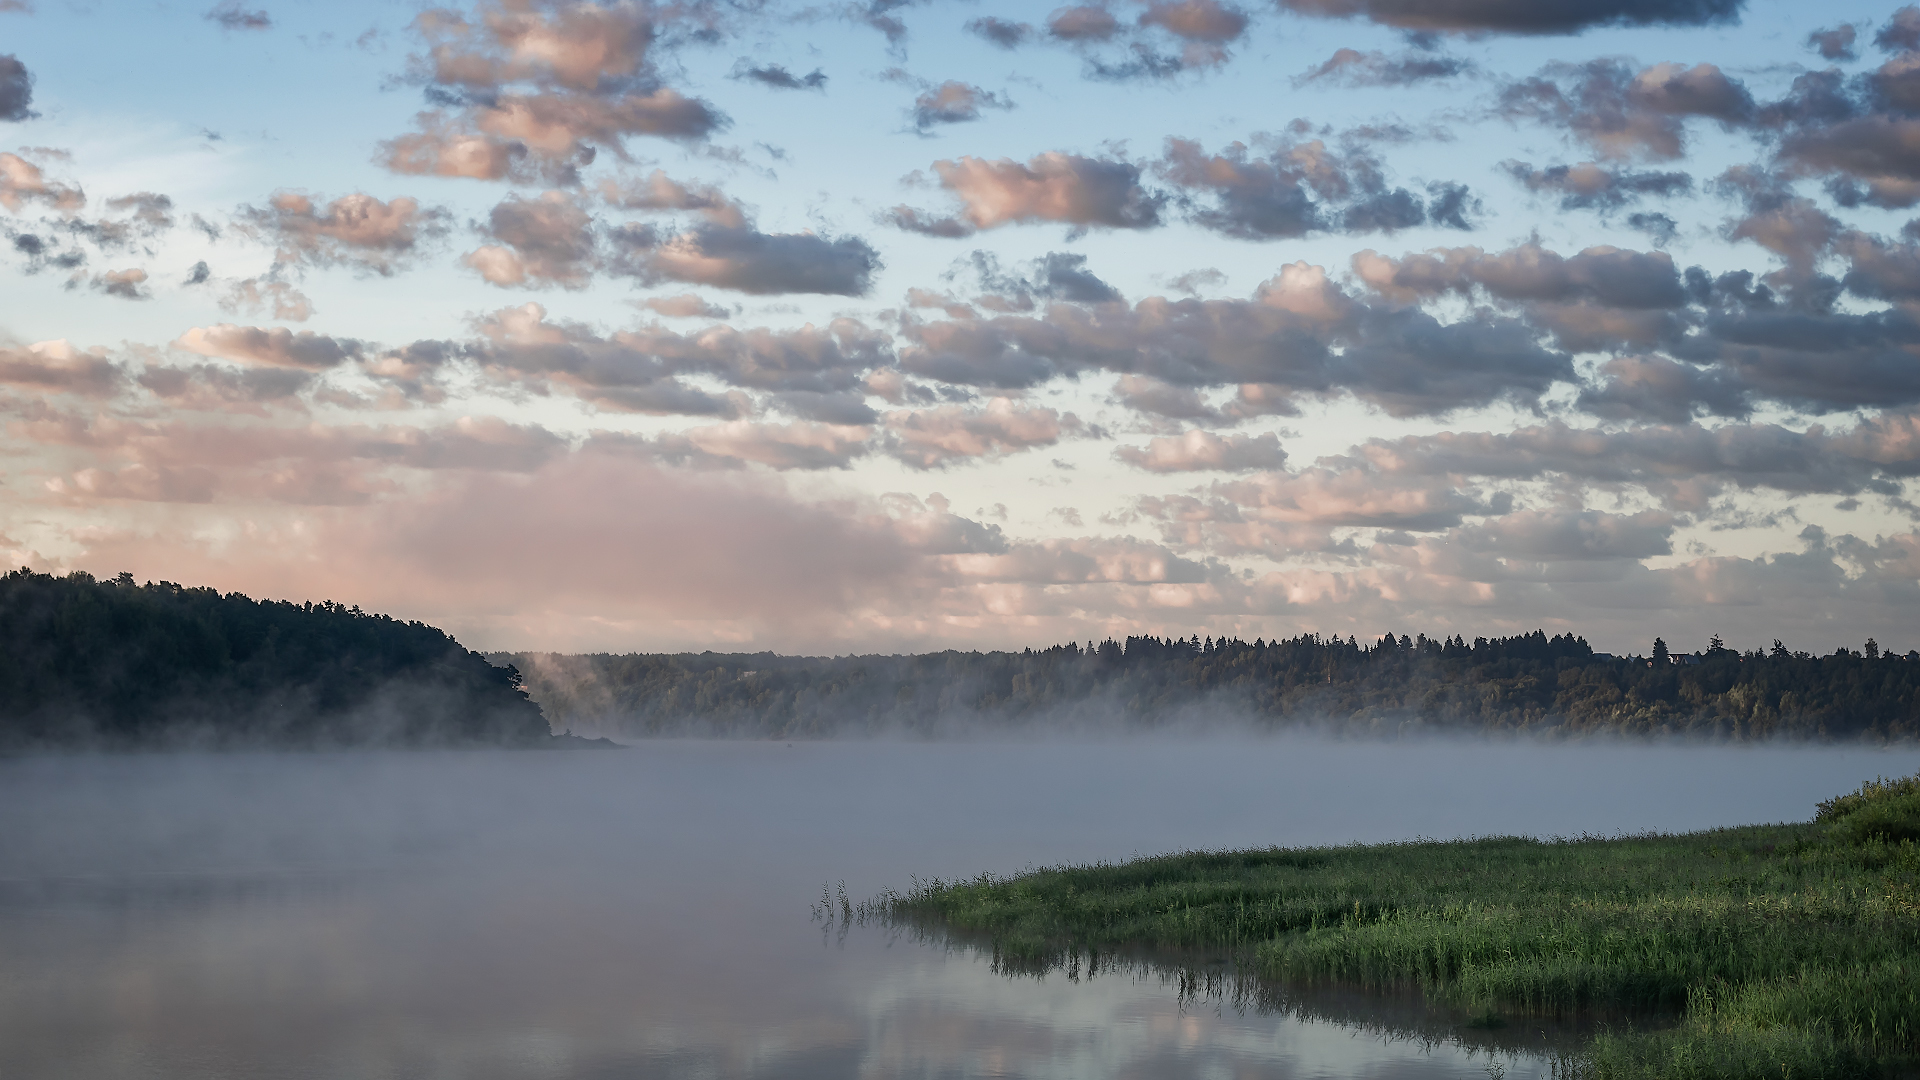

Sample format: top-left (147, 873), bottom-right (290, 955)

top-left (0, 569), bottom-right (551, 750)
top-left (503, 630), bottom-right (1920, 740)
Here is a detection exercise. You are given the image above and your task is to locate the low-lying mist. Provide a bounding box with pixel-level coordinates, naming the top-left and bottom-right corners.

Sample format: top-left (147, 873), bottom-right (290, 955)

top-left (6, 737), bottom-right (1917, 1079)
top-left (496, 634), bottom-right (1920, 743)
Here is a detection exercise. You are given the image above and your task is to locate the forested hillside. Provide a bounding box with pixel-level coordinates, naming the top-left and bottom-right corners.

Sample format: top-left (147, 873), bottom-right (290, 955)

top-left (500, 631), bottom-right (1920, 741)
top-left (0, 569), bottom-right (553, 750)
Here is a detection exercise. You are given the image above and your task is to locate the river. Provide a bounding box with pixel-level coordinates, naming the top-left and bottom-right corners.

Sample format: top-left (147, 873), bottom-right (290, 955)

top-left (3, 737), bottom-right (1914, 1079)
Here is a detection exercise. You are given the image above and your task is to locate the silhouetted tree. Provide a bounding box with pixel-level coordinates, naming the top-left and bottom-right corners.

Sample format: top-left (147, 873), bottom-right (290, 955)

top-left (499, 627), bottom-right (1920, 742)
top-left (0, 569), bottom-right (551, 750)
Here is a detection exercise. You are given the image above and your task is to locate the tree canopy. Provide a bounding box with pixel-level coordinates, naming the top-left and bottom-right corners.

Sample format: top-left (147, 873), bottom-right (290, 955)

top-left (501, 631), bottom-right (1920, 741)
top-left (0, 569), bottom-right (551, 750)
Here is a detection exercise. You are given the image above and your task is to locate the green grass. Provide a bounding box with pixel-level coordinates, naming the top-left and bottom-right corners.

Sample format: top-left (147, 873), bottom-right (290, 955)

top-left (883, 774), bottom-right (1920, 1079)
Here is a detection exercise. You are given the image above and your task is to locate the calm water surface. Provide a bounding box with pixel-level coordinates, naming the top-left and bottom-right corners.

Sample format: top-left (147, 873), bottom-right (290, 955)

top-left (3, 737), bottom-right (1916, 1079)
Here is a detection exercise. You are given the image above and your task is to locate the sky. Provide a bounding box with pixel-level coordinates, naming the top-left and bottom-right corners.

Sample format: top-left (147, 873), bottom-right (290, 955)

top-left (3, 0), bottom-right (1920, 656)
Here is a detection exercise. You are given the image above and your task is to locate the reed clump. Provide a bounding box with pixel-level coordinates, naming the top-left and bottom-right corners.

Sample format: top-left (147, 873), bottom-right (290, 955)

top-left (887, 773), bottom-right (1920, 1079)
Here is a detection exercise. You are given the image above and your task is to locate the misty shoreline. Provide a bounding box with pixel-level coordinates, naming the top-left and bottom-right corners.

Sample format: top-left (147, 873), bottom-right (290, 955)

top-left (497, 632), bottom-right (1920, 744)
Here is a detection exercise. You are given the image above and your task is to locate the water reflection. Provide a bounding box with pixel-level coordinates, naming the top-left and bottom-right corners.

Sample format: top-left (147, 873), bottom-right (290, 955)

top-left (2, 738), bottom-right (1914, 1079)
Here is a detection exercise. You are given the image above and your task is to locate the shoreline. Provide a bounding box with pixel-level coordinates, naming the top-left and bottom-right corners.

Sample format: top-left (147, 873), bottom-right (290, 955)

top-left (883, 775), bottom-right (1920, 1079)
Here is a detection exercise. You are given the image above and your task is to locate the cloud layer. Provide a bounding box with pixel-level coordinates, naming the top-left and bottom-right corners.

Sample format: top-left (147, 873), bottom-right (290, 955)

top-left (5, 0), bottom-right (1920, 655)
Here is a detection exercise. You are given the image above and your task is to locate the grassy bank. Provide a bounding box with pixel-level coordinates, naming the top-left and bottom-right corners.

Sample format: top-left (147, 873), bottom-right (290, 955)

top-left (885, 775), bottom-right (1920, 1079)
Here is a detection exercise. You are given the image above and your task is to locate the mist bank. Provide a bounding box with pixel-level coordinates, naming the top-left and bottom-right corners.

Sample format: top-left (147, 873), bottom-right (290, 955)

top-left (498, 631), bottom-right (1920, 741)
top-left (0, 569), bottom-right (555, 751)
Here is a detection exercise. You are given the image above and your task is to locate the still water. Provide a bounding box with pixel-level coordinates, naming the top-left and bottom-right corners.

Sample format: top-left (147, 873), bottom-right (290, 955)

top-left (3, 737), bottom-right (1916, 1079)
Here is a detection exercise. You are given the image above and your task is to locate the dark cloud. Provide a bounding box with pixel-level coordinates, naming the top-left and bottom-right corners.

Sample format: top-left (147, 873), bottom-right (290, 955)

top-left (1034, 0), bottom-right (1249, 82)
top-left (911, 81), bottom-right (1012, 132)
top-left (241, 191), bottom-right (448, 275)
top-left (966, 16), bottom-right (1032, 48)
top-left (90, 268), bottom-right (150, 300)
top-left (1084, 48), bottom-right (1189, 82)
top-left (883, 205), bottom-right (977, 237)
top-left (1036, 252), bottom-right (1122, 303)
top-left (0, 54), bottom-right (34, 122)
top-left (1295, 47), bottom-right (1471, 87)
top-left (1340, 237), bottom-right (1920, 415)
top-left (1504, 160), bottom-right (1693, 211)
top-left (767, 389), bottom-right (879, 425)
top-left (136, 363), bottom-right (315, 409)
top-left (1048, 6), bottom-right (1121, 41)
top-left (0, 342), bottom-right (124, 398)
top-left (1808, 25), bottom-right (1858, 62)
top-left (1738, 41), bottom-right (1920, 206)
top-left (1683, 306), bottom-right (1920, 412)
top-left (1339, 187), bottom-right (1426, 231)
top-left (1626, 211), bottom-right (1680, 245)
top-left (599, 170), bottom-right (745, 226)
top-left (1450, 509), bottom-right (1677, 561)
top-left (1350, 415), bottom-right (1920, 506)
top-left (614, 223), bottom-right (880, 296)
top-left (4, 224), bottom-right (84, 274)
top-left (1837, 230), bottom-right (1920, 302)
top-left (1158, 137), bottom-right (1472, 238)
top-left (900, 264), bottom-right (1573, 417)
top-left (1166, 267), bottom-right (1226, 294)
top-left (183, 260), bottom-right (211, 286)
top-left (453, 302), bottom-right (889, 414)
top-left (1871, 53), bottom-right (1920, 112)
top-left (1575, 354), bottom-right (1751, 421)
top-left (104, 192), bottom-right (175, 232)
top-left (1274, 0), bottom-right (1744, 35)
top-left (891, 152), bottom-right (1163, 235)
top-left (205, 1), bottom-right (270, 31)
top-left (848, 0), bottom-right (930, 49)
top-left (1877, 6), bottom-right (1920, 53)
top-left (731, 62), bottom-right (826, 91)
top-left (1497, 59), bottom-right (1755, 161)
top-left (1783, 122), bottom-right (1920, 209)
top-left (1360, 243), bottom-right (1694, 307)
top-left (1424, 181), bottom-right (1480, 229)
top-left (956, 250), bottom-right (1122, 307)
top-left (466, 190), bottom-right (598, 288)
top-left (175, 324), bottom-right (363, 369)
top-left (382, 3), bottom-right (727, 182)
top-left (37, 192), bottom-right (179, 256)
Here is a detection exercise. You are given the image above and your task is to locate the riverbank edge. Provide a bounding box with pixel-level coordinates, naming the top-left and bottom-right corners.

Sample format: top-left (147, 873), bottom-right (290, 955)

top-left (882, 781), bottom-right (1920, 1079)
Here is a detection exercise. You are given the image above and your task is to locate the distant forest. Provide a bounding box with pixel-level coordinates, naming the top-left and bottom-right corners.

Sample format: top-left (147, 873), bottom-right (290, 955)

top-left (500, 631), bottom-right (1920, 741)
top-left (0, 569), bottom-right (553, 750)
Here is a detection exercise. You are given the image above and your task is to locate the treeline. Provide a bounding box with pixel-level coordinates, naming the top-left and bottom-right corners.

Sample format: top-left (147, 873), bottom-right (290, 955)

top-left (0, 569), bottom-right (553, 750)
top-left (500, 630), bottom-right (1920, 741)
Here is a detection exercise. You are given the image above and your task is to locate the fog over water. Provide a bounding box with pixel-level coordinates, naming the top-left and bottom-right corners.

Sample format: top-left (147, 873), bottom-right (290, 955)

top-left (4, 737), bottom-right (1917, 1080)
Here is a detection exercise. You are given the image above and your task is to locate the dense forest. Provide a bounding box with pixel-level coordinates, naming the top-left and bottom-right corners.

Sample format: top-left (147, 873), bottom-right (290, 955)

top-left (500, 630), bottom-right (1920, 741)
top-left (0, 569), bottom-right (555, 750)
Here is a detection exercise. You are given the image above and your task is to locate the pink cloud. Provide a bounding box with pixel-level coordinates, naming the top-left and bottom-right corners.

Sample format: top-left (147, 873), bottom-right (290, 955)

top-left (173, 325), bottom-right (362, 369)
top-left (0, 341), bottom-right (123, 397)
top-left (893, 152), bottom-right (1162, 235)
top-left (1116, 429), bottom-right (1286, 472)
top-left (884, 398), bottom-right (1081, 468)
top-left (242, 191), bottom-right (449, 275)
top-left (0, 151), bottom-right (83, 213)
